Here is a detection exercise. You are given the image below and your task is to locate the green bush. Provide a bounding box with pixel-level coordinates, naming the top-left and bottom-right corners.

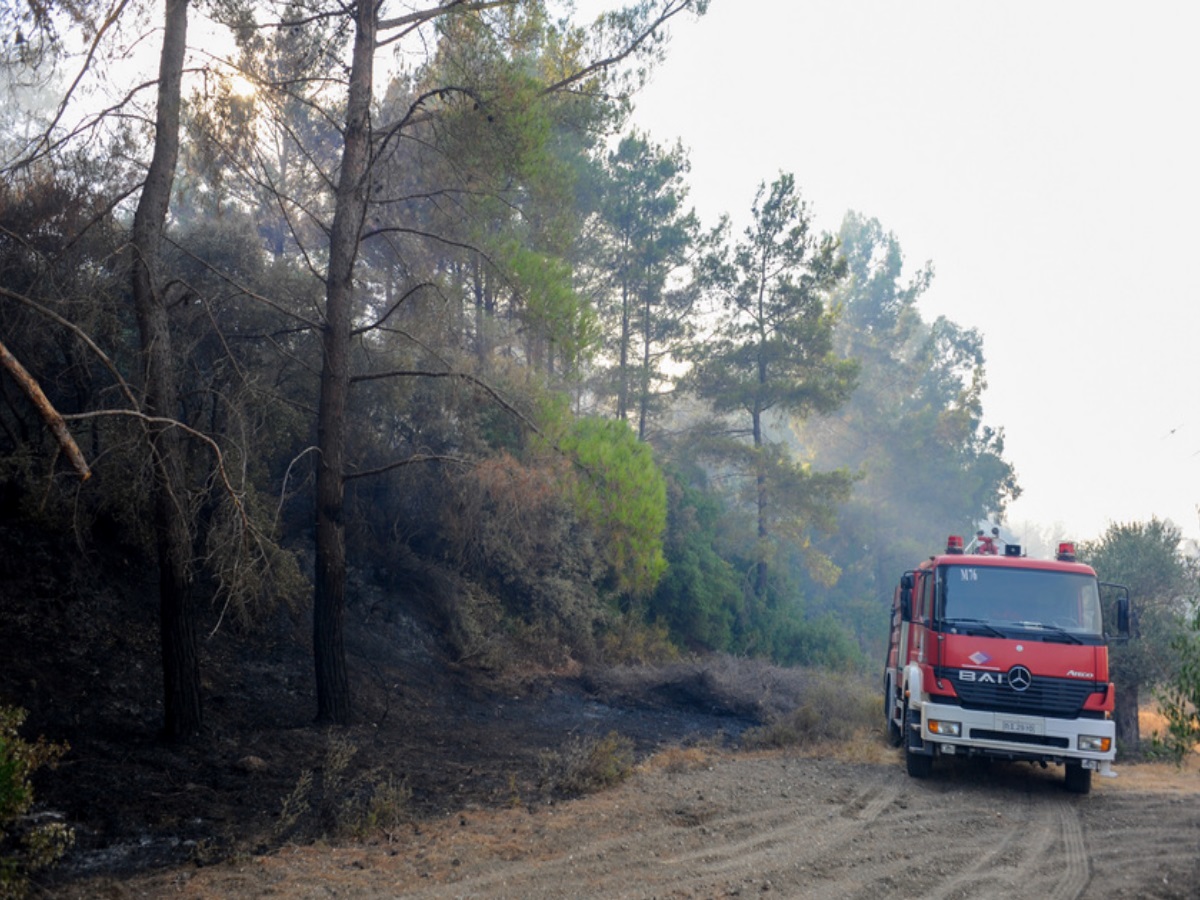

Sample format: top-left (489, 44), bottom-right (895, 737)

top-left (0, 706), bottom-right (72, 899)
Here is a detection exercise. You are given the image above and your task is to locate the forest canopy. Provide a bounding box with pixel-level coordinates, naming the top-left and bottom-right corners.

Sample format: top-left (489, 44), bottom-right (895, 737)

top-left (0, 0), bottom-right (1018, 732)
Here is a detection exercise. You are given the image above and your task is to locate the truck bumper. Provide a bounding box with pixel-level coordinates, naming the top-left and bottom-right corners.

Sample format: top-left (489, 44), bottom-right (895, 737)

top-left (917, 699), bottom-right (1116, 769)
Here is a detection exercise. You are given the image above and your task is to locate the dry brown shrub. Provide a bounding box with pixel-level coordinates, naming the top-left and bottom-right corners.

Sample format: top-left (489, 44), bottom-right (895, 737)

top-left (538, 731), bottom-right (635, 797)
top-left (441, 452), bottom-right (569, 575)
top-left (600, 618), bottom-right (681, 666)
top-left (733, 668), bottom-right (877, 751)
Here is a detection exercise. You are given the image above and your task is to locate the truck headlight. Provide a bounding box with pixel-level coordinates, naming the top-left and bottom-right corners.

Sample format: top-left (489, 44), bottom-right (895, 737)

top-left (1078, 735), bottom-right (1112, 753)
top-left (928, 719), bottom-right (961, 737)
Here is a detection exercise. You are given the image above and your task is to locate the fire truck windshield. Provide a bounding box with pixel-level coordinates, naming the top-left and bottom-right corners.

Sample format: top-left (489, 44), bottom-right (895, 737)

top-left (939, 565), bottom-right (1103, 639)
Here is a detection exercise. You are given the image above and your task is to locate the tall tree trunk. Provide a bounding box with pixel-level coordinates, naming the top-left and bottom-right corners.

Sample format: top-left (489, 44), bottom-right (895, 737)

top-left (616, 280), bottom-right (630, 420)
top-left (130, 0), bottom-right (200, 740)
top-left (314, 0), bottom-right (375, 725)
top-left (752, 405), bottom-right (768, 604)
top-left (473, 255), bottom-right (487, 364)
top-left (637, 294), bottom-right (652, 441)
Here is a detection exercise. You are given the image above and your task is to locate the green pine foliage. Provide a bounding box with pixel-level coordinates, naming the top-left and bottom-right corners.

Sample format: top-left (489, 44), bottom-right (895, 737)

top-left (558, 416), bottom-right (668, 598)
top-left (649, 467), bottom-right (738, 652)
top-left (503, 243), bottom-right (601, 375)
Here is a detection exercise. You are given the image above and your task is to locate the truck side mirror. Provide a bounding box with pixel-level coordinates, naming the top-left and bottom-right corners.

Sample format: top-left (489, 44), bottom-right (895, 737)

top-left (899, 573), bottom-right (914, 621)
top-left (1101, 583), bottom-right (1133, 642)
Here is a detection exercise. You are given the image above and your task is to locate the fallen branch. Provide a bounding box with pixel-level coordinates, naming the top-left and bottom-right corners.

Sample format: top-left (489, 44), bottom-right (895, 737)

top-left (0, 339), bottom-right (92, 481)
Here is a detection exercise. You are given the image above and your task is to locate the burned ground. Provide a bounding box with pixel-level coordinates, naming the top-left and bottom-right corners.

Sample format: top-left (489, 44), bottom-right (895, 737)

top-left (0, 521), bottom-right (765, 888)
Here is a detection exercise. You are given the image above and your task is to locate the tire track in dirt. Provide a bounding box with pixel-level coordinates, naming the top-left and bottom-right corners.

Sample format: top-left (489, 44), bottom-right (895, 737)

top-left (393, 763), bottom-right (795, 899)
top-left (658, 782), bottom-right (900, 888)
top-left (790, 765), bottom-right (1097, 900)
top-left (1047, 802), bottom-right (1090, 900)
top-left (909, 793), bottom-right (1090, 900)
top-left (402, 764), bottom-right (1101, 900)
top-left (916, 792), bottom-right (1047, 900)
top-left (400, 762), bottom-right (903, 899)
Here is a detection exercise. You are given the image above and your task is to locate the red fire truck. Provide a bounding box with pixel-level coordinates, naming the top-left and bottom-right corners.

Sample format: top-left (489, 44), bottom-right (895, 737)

top-left (883, 532), bottom-right (1132, 793)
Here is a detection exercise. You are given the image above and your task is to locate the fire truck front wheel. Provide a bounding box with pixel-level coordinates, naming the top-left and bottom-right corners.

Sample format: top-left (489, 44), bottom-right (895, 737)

top-left (1064, 762), bottom-right (1092, 794)
top-left (903, 705), bottom-right (932, 778)
top-left (905, 744), bottom-right (932, 778)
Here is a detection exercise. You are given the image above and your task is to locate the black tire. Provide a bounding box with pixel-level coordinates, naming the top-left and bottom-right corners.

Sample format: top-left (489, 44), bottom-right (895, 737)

top-left (884, 677), bottom-right (903, 747)
top-left (1064, 762), bottom-right (1092, 794)
top-left (905, 744), bottom-right (933, 778)
top-left (903, 704), bottom-right (932, 778)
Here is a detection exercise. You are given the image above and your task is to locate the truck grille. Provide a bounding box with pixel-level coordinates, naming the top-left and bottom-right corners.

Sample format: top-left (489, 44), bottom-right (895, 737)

top-left (939, 668), bottom-right (1099, 718)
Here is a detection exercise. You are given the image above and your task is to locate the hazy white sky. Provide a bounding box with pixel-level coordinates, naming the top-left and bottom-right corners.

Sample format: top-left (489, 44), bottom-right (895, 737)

top-left (616, 0), bottom-right (1200, 544)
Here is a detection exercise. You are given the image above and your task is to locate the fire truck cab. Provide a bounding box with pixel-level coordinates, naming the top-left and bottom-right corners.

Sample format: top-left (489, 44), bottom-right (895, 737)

top-left (883, 534), bottom-right (1132, 794)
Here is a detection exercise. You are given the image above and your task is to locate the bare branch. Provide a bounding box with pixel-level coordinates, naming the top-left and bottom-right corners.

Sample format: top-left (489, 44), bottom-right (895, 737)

top-left (351, 281), bottom-right (436, 335)
top-left (360, 223), bottom-right (484, 256)
top-left (373, 85), bottom-right (486, 157)
top-left (6, 0), bottom-right (132, 171)
top-left (542, 0), bottom-right (698, 96)
top-left (60, 407), bottom-right (249, 532)
top-left (344, 452), bottom-right (470, 482)
top-left (163, 235), bottom-right (324, 330)
top-left (376, 0), bottom-right (509, 33)
top-left (350, 368), bottom-right (544, 440)
top-left (275, 445), bottom-right (320, 528)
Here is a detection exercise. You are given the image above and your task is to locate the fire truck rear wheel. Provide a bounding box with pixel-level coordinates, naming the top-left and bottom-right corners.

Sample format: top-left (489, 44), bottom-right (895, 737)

top-left (1064, 762), bottom-right (1092, 794)
top-left (884, 678), bottom-right (902, 747)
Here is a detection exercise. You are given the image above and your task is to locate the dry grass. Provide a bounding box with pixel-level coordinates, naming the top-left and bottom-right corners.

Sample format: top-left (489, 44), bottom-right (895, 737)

top-left (813, 729), bottom-right (901, 765)
top-left (1139, 704), bottom-right (1171, 737)
top-left (1097, 752), bottom-right (1200, 793)
top-left (640, 745), bottom-right (714, 774)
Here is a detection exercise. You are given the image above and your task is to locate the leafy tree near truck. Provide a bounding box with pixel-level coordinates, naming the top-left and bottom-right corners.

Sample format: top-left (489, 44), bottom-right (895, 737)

top-left (1080, 518), bottom-right (1199, 756)
top-left (1157, 602), bottom-right (1200, 764)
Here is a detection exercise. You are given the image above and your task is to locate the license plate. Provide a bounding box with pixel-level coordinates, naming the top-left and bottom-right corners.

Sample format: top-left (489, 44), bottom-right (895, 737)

top-left (998, 716), bottom-right (1043, 736)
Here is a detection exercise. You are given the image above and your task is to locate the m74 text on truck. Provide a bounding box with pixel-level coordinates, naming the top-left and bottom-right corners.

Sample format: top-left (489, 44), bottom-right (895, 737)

top-left (883, 532), bottom-right (1132, 793)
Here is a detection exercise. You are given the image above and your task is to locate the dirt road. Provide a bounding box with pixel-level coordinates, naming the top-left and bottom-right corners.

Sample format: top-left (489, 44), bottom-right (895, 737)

top-left (82, 749), bottom-right (1200, 899)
